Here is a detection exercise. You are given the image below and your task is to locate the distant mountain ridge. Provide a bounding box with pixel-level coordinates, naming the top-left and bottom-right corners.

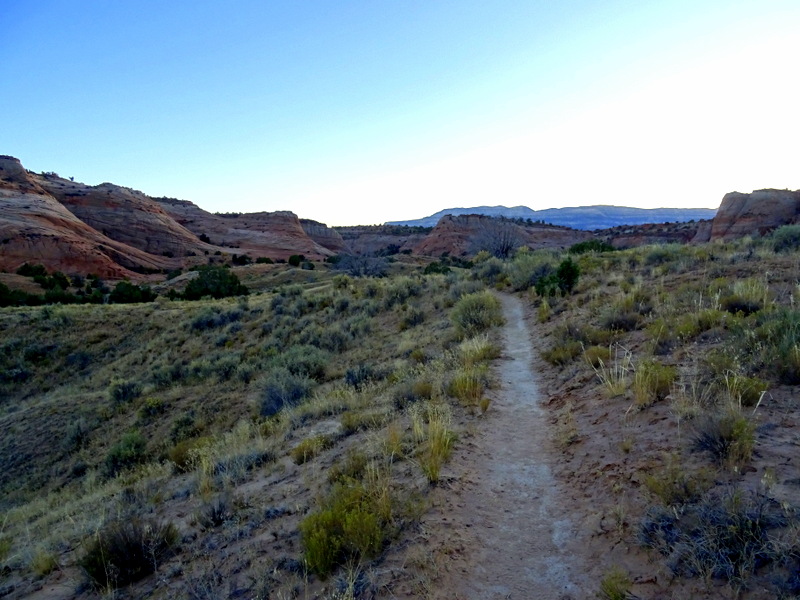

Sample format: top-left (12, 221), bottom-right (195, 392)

top-left (386, 205), bottom-right (717, 230)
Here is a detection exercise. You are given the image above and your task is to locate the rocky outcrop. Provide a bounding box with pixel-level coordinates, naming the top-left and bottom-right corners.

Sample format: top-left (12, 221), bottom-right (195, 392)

top-left (300, 219), bottom-right (347, 253)
top-left (597, 221), bottom-right (707, 248)
top-left (157, 199), bottom-right (333, 259)
top-left (413, 214), bottom-right (590, 257)
top-left (0, 157), bottom-right (177, 277)
top-left (336, 225), bottom-right (426, 255)
top-left (709, 189), bottom-right (800, 241)
top-left (35, 175), bottom-right (215, 258)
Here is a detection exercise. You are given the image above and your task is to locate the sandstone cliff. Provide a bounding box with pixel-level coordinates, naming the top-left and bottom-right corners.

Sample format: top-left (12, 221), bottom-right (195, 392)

top-left (0, 156), bottom-right (177, 277)
top-left (157, 198), bottom-right (333, 259)
top-left (708, 189), bottom-right (800, 241)
top-left (35, 174), bottom-right (215, 258)
top-left (300, 219), bottom-right (348, 253)
top-left (336, 225), bottom-right (427, 255)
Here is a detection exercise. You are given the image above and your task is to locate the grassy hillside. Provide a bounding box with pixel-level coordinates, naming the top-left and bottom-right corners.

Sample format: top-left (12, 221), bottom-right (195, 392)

top-left (0, 263), bottom-right (503, 598)
top-left (518, 232), bottom-right (800, 598)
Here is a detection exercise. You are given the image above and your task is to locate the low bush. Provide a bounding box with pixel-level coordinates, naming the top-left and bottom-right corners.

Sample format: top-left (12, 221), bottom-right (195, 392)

top-left (80, 518), bottom-right (178, 589)
top-left (300, 482), bottom-right (388, 576)
top-left (273, 344), bottom-right (329, 381)
top-left (450, 291), bottom-right (503, 338)
top-left (345, 364), bottom-right (379, 389)
top-left (643, 457), bottom-right (712, 506)
top-left (108, 378), bottom-right (142, 405)
top-left (259, 368), bottom-right (312, 417)
top-left (639, 489), bottom-right (788, 585)
top-left (190, 306), bottom-right (243, 331)
top-left (599, 566), bottom-right (631, 600)
top-left (693, 409), bottom-right (755, 467)
top-left (542, 341), bottom-right (582, 366)
top-left (104, 431), bottom-right (148, 478)
top-left (290, 435), bottom-right (332, 465)
top-left (769, 224), bottom-right (800, 253)
top-left (583, 345), bottom-right (611, 368)
top-left (569, 239), bottom-right (615, 254)
top-left (633, 360), bottom-right (677, 407)
top-left (447, 367), bottom-right (485, 404)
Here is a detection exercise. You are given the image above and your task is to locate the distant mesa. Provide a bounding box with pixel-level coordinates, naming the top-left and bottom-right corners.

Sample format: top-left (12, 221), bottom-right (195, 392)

top-left (387, 205), bottom-right (718, 230)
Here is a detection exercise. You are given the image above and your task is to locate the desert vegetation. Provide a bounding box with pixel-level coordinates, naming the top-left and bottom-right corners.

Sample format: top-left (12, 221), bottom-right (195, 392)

top-left (0, 257), bottom-right (503, 597)
top-left (523, 228), bottom-right (800, 598)
top-left (3, 222), bottom-right (800, 599)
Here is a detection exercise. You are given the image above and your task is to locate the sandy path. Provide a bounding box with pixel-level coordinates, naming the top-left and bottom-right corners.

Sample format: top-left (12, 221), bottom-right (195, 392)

top-left (441, 293), bottom-right (590, 599)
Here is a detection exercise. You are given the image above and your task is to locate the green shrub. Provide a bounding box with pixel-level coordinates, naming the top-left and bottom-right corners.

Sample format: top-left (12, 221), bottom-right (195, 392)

top-left (259, 368), bottom-right (312, 417)
top-left (643, 456), bottom-right (712, 506)
top-left (726, 374), bottom-right (767, 407)
top-left (542, 341), bottom-right (582, 366)
top-left (507, 252), bottom-right (555, 291)
top-left (288, 254), bottom-right (305, 267)
top-left (255, 256), bottom-right (274, 264)
top-left (639, 489), bottom-right (787, 584)
top-left (80, 518), bottom-right (178, 589)
top-left (473, 257), bottom-right (505, 285)
top-left (583, 345), bottom-right (611, 368)
top-left (447, 367), bottom-right (485, 404)
top-left (569, 239), bottom-right (615, 254)
top-left (109, 281), bottom-right (157, 304)
top-left (345, 364), bottom-right (379, 389)
top-left (16, 263), bottom-right (48, 278)
top-left (168, 436), bottom-right (212, 472)
top-left (423, 261), bottom-right (451, 275)
top-left (273, 344), bottom-right (329, 381)
top-left (290, 435), bottom-right (332, 465)
top-left (104, 431), bottom-right (148, 478)
top-left (633, 360), bottom-right (677, 407)
top-left (328, 449), bottom-right (369, 483)
top-left (300, 483), bottom-right (387, 576)
top-left (108, 378), bottom-right (142, 405)
top-left (599, 566), bottom-right (631, 600)
top-left (556, 257), bottom-right (580, 293)
top-left (183, 265), bottom-right (248, 300)
top-left (694, 409), bottom-right (755, 467)
top-left (400, 307), bottom-right (425, 330)
top-left (137, 397), bottom-right (165, 421)
top-left (450, 291), bottom-right (503, 337)
top-left (769, 224), bottom-right (800, 253)
top-left (190, 306), bottom-right (243, 331)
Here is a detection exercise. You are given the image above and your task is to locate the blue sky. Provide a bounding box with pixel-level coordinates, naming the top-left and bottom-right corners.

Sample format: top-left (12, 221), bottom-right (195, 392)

top-left (2, 1), bottom-right (799, 225)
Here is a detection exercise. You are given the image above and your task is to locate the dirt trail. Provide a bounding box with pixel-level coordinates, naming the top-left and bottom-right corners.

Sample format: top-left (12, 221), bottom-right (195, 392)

top-left (426, 293), bottom-right (590, 599)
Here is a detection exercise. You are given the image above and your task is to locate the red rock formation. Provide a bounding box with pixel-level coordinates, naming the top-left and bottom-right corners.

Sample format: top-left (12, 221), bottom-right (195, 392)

top-left (596, 221), bottom-right (706, 248)
top-left (336, 225), bottom-right (426, 255)
top-left (300, 219), bottom-right (347, 253)
top-left (0, 157), bottom-right (177, 277)
top-left (157, 198), bottom-right (333, 260)
top-left (709, 189), bottom-right (800, 240)
top-left (413, 214), bottom-right (589, 256)
top-left (35, 175), bottom-right (215, 258)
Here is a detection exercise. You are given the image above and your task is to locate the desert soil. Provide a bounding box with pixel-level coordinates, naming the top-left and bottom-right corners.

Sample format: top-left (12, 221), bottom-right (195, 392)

top-left (404, 293), bottom-right (592, 599)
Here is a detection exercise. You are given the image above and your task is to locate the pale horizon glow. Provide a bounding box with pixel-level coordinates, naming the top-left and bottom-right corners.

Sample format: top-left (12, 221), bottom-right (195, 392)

top-left (2, 1), bottom-right (799, 226)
